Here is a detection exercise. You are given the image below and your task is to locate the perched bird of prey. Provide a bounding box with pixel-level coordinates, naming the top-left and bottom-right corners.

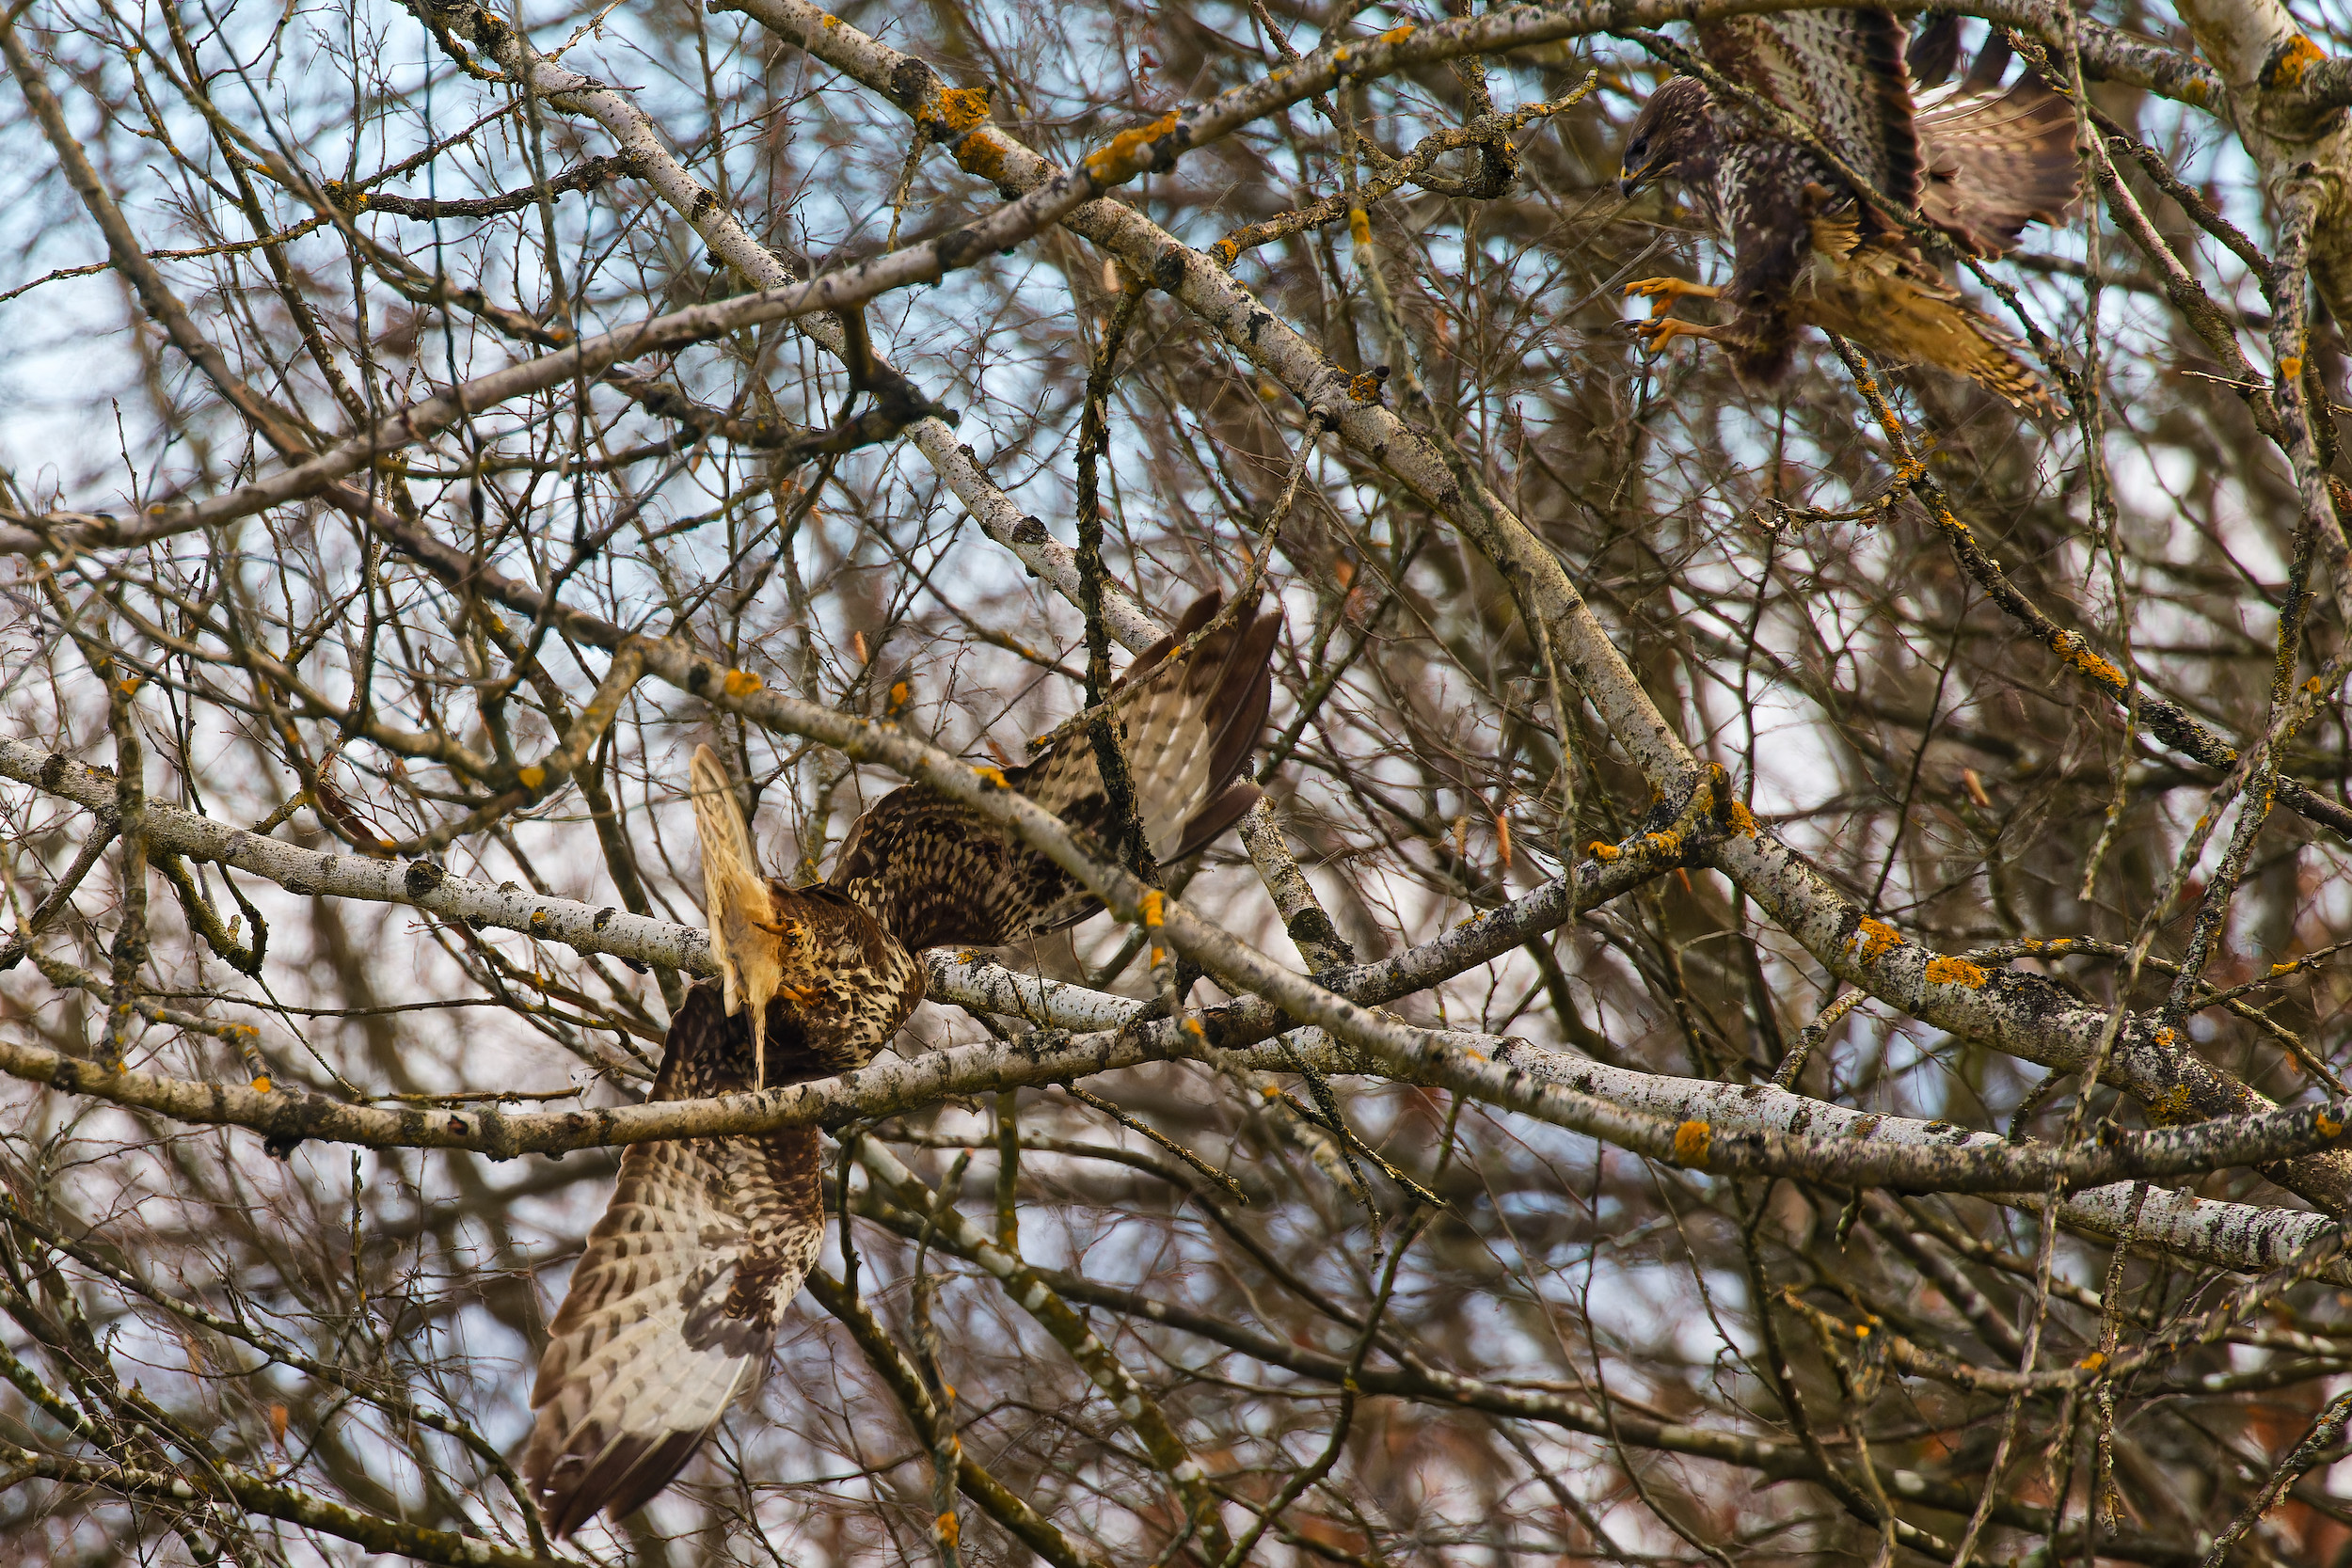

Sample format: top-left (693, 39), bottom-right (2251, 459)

top-left (519, 593), bottom-right (1280, 1537)
top-left (1614, 12), bottom-right (2076, 412)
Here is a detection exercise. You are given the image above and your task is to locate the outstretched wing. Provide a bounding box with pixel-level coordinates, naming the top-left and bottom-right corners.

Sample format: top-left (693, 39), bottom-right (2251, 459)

top-left (831, 592), bottom-right (1280, 952)
top-left (1913, 34), bottom-right (2077, 256)
top-left (1699, 8), bottom-right (1922, 216)
top-left (522, 985), bottom-right (823, 1538)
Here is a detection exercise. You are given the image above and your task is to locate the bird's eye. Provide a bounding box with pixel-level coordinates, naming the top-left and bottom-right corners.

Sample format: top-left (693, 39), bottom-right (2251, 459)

top-left (1629, 137), bottom-right (1647, 157)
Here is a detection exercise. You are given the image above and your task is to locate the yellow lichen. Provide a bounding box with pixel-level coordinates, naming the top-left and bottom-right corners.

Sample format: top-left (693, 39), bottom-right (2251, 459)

top-left (2320, 1109), bottom-right (2345, 1139)
top-left (1084, 110), bottom-right (1183, 182)
top-left (1643, 829), bottom-right (1682, 856)
top-left (1925, 954), bottom-right (1989, 990)
top-left (2078, 1350), bottom-right (2106, 1372)
top-left (958, 129), bottom-right (1010, 184)
top-left (1139, 889), bottom-right (1166, 927)
top-left (251, 1075), bottom-right (272, 1093)
top-left (2055, 635), bottom-right (2124, 688)
top-left (1348, 207), bottom-right (1372, 247)
top-left (2148, 1085), bottom-right (2196, 1125)
top-left (2269, 34), bottom-right (2325, 88)
top-left (975, 765), bottom-right (1009, 789)
top-left (516, 765), bottom-right (547, 792)
top-left (2280, 356), bottom-right (2305, 383)
top-left (1672, 1118), bottom-right (1712, 1168)
top-left (1378, 23), bottom-right (1414, 44)
top-left (723, 668), bottom-right (764, 697)
top-left (1851, 917), bottom-right (1904, 964)
top-left (934, 86), bottom-right (992, 135)
top-left (1210, 238), bottom-right (1239, 267)
top-left (1725, 800), bottom-right (1758, 836)
top-left (1588, 840), bottom-right (1622, 863)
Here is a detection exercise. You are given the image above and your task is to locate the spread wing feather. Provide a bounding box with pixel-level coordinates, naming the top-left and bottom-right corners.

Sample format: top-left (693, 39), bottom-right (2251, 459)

top-left (831, 593), bottom-right (1280, 952)
top-left (1914, 66), bottom-right (2078, 256)
top-left (522, 986), bottom-right (823, 1538)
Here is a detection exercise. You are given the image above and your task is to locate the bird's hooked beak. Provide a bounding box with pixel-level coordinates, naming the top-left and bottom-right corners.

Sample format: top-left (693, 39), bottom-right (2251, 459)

top-left (1617, 159), bottom-right (1658, 202)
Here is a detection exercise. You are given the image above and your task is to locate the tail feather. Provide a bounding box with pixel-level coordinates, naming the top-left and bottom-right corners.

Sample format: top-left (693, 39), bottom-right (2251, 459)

top-left (689, 744), bottom-right (781, 1085)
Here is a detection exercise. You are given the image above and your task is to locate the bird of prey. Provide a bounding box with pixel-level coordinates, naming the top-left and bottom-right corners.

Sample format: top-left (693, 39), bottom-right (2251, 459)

top-left (1614, 13), bottom-right (2076, 412)
top-left (519, 593), bottom-right (1280, 1536)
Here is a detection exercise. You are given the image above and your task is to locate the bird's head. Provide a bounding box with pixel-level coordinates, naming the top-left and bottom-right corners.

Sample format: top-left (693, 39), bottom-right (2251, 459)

top-left (1617, 77), bottom-right (1714, 201)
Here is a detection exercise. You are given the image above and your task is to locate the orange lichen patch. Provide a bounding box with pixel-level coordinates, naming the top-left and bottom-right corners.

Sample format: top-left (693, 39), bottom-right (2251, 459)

top-left (1348, 207), bottom-right (1372, 247)
top-left (1588, 840), bottom-right (1623, 862)
top-left (516, 765), bottom-right (548, 792)
top-left (2078, 1350), bottom-right (2106, 1373)
top-left (2267, 33), bottom-right (2326, 88)
top-left (1851, 917), bottom-right (1904, 964)
top-left (251, 1075), bottom-right (272, 1094)
top-left (1672, 1118), bottom-right (1712, 1168)
top-left (2148, 1084), bottom-right (2196, 1124)
top-left (1725, 800), bottom-right (1758, 836)
top-left (2054, 634), bottom-right (2124, 689)
top-left (2280, 356), bottom-right (2305, 383)
top-left (1209, 237), bottom-right (1240, 268)
top-left (1347, 369), bottom-right (1385, 403)
top-left (722, 668), bottom-right (764, 697)
top-left (2320, 1108), bottom-right (2345, 1139)
top-left (2152, 1025), bottom-right (2181, 1051)
top-left (1925, 955), bottom-right (1989, 990)
top-left (1139, 889), bottom-right (1166, 927)
top-left (1084, 110), bottom-right (1183, 182)
top-left (934, 86), bottom-right (992, 135)
top-left (956, 129), bottom-right (1012, 184)
top-left (820, 12), bottom-right (840, 26)
top-left (975, 765), bottom-right (1009, 789)
top-left (1643, 830), bottom-right (1682, 857)
top-left (1378, 24), bottom-right (1414, 44)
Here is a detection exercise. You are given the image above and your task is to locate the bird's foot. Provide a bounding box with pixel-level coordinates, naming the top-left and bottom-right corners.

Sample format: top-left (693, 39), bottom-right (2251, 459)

top-left (1627, 315), bottom-right (1721, 353)
top-left (1624, 277), bottom-right (1724, 318)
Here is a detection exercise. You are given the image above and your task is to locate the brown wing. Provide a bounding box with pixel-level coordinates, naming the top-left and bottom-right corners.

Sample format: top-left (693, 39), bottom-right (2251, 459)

top-left (521, 984), bottom-right (822, 1537)
top-left (1699, 8), bottom-right (1922, 218)
top-left (830, 592), bottom-right (1280, 952)
top-left (1913, 39), bottom-right (2077, 256)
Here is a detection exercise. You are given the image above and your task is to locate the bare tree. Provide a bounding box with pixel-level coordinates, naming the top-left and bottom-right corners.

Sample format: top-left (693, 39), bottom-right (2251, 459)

top-left (6, 0), bottom-right (2352, 1562)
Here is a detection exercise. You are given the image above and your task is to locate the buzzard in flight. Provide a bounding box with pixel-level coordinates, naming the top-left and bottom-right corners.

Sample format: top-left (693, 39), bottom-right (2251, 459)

top-left (1615, 12), bottom-right (2076, 411)
top-left (519, 593), bottom-right (1280, 1536)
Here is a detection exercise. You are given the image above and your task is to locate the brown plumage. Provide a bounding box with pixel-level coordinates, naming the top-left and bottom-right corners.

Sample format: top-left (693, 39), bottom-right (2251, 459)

top-left (520, 592), bottom-right (1280, 1536)
top-left (1615, 12), bottom-right (2076, 412)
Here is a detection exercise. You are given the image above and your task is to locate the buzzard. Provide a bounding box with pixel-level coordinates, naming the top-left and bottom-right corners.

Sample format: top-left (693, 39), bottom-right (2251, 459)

top-left (1614, 12), bottom-right (2076, 412)
top-left (519, 593), bottom-right (1280, 1536)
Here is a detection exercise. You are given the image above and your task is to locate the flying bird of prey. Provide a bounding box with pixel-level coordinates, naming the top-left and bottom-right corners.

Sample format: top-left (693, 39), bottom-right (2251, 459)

top-left (1614, 12), bottom-right (2076, 412)
top-left (519, 593), bottom-right (1280, 1537)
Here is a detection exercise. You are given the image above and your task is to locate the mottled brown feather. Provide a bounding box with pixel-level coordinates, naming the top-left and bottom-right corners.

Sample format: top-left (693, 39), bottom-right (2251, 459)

top-left (833, 593), bottom-right (1280, 950)
top-left (521, 590), bottom-right (1281, 1535)
top-left (1621, 10), bottom-right (2067, 408)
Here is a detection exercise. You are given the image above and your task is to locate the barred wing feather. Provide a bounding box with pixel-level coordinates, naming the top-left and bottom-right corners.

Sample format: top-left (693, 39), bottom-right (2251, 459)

top-left (831, 592), bottom-right (1279, 952)
top-left (521, 987), bottom-right (822, 1538)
